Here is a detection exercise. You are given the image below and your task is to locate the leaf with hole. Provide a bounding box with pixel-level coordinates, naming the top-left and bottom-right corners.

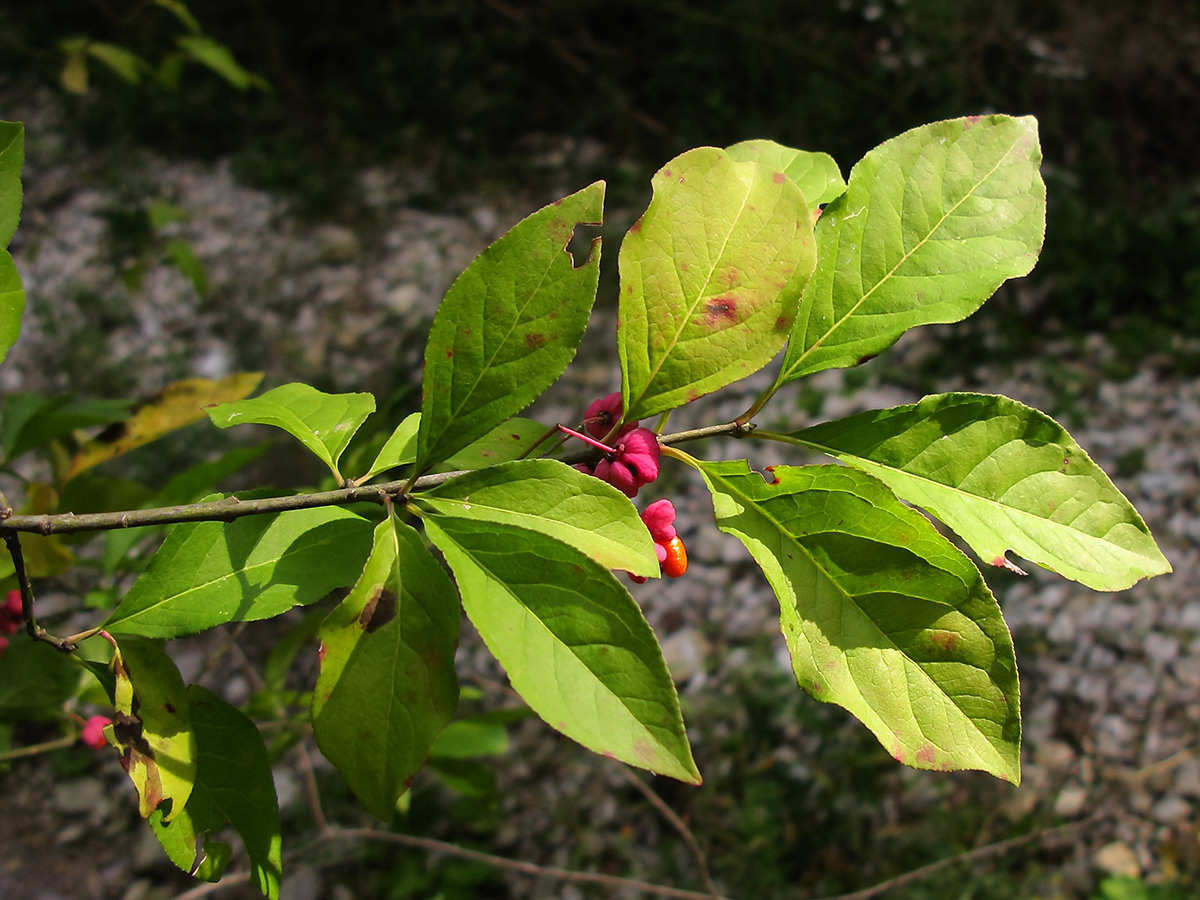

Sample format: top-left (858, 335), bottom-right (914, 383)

top-left (416, 183), bottom-right (604, 471)
top-left (149, 686), bottom-right (282, 898)
top-left (111, 637), bottom-right (197, 821)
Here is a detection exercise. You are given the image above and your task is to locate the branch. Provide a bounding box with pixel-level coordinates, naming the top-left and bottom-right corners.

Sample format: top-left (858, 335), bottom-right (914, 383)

top-left (2, 532), bottom-right (77, 651)
top-left (807, 813), bottom-right (1107, 900)
top-left (0, 422), bottom-right (755, 537)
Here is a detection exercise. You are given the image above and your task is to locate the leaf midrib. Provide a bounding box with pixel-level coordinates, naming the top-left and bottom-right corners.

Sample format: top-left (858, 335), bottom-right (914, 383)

top-left (439, 526), bottom-right (685, 769)
top-left (789, 434), bottom-right (1154, 569)
top-left (629, 164), bottom-right (756, 412)
top-left (786, 133), bottom-right (1021, 379)
top-left (708, 467), bottom-right (1004, 756)
top-left (108, 526), bottom-right (342, 631)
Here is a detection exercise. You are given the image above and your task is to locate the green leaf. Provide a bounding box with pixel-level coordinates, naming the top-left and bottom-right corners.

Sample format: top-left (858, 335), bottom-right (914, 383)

top-left (152, 0), bottom-right (202, 34)
top-left (104, 506), bottom-right (373, 638)
top-left (164, 238), bottom-right (211, 296)
top-left (416, 459), bottom-right (659, 577)
top-left (430, 716), bottom-right (511, 759)
top-left (779, 115), bottom-right (1045, 383)
top-left (313, 516), bottom-right (460, 821)
top-left (0, 393), bottom-right (133, 463)
top-left (86, 42), bottom-right (147, 84)
top-left (0, 250), bottom-right (23, 367)
top-left (208, 383), bottom-right (375, 482)
top-left (177, 35), bottom-right (269, 91)
top-left (618, 147), bottom-right (815, 419)
top-left (101, 443), bottom-right (270, 574)
top-left (416, 183), bottom-right (604, 471)
top-left (783, 392), bottom-right (1172, 591)
top-left (726, 139), bottom-right (847, 207)
top-left (360, 412), bottom-right (420, 481)
top-left (150, 686), bottom-right (282, 899)
top-left (443, 417), bottom-right (547, 471)
top-left (1, 122), bottom-right (26, 364)
top-left (423, 515), bottom-right (699, 783)
top-left (111, 637), bottom-right (197, 820)
top-left (0, 121), bottom-right (23, 247)
top-left (0, 639), bottom-right (81, 721)
top-left (695, 459), bottom-right (1021, 782)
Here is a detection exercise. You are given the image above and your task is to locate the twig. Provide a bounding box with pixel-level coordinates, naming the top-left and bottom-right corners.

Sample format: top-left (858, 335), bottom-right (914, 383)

top-left (327, 827), bottom-right (737, 900)
top-left (619, 765), bottom-right (719, 897)
top-left (0, 422), bottom-right (754, 538)
top-left (295, 739), bottom-right (330, 835)
top-left (2, 532), bottom-right (77, 651)
top-left (805, 813), bottom-right (1107, 900)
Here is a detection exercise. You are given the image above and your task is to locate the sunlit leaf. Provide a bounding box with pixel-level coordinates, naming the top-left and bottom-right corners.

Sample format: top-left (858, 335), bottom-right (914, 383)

top-left (695, 459), bottom-right (1021, 782)
top-left (784, 392), bottom-right (1171, 590)
top-left (618, 147), bottom-right (815, 419)
top-left (313, 516), bottom-right (460, 820)
top-left (443, 417), bottom-right (547, 471)
top-left (0, 120), bottom-right (23, 246)
top-left (104, 505), bottom-right (372, 638)
top-left (359, 412), bottom-right (420, 482)
top-left (111, 637), bottom-right (197, 820)
top-left (208, 382), bottom-right (373, 482)
top-left (726, 139), bottom-right (846, 207)
top-left (424, 515), bottom-right (699, 783)
top-left (150, 686), bottom-right (282, 899)
top-left (416, 458), bottom-right (659, 577)
top-left (68, 373), bottom-right (262, 480)
top-left (779, 115), bottom-right (1045, 383)
top-left (416, 183), bottom-right (604, 471)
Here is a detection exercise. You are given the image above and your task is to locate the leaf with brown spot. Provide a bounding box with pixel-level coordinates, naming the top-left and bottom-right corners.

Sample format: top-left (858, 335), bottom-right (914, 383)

top-left (312, 514), bottom-right (460, 820)
top-left (111, 637), bottom-right (196, 821)
top-left (618, 147), bottom-right (815, 419)
top-left (693, 458), bottom-right (1021, 783)
top-left (417, 183), bottom-right (604, 471)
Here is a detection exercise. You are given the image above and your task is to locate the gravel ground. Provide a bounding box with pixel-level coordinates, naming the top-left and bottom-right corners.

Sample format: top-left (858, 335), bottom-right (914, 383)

top-left (3, 87), bottom-right (1199, 899)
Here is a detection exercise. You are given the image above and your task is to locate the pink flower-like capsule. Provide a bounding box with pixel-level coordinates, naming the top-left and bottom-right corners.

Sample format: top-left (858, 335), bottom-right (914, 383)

top-left (631, 499), bottom-right (687, 583)
top-left (592, 426), bottom-right (660, 498)
top-left (583, 392), bottom-right (624, 438)
top-left (80, 715), bottom-right (112, 749)
top-left (1, 590), bottom-right (21, 635)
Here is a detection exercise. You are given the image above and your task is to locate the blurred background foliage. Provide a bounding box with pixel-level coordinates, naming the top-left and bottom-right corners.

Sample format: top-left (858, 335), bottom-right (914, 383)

top-left (1, 0), bottom-right (1198, 369)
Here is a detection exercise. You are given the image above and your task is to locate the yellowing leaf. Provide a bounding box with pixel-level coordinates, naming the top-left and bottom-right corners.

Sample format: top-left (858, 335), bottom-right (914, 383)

top-left (67, 373), bottom-right (262, 480)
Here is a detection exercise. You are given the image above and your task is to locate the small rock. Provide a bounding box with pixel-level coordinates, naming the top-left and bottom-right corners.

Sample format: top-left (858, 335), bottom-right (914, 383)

top-left (1054, 783), bottom-right (1089, 817)
top-left (314, 224), bottom-right (361, 263)
top-left (1094, 841), bottom-right (1141, 877)
top-left (280, 865), bottom-right (323, 900)
top-left (1150, 794), bottom-right (1192, 825)
top-left (51, 778), bottom-right (108, 816)
top-left (660, 627), bottom-right (709, 685)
